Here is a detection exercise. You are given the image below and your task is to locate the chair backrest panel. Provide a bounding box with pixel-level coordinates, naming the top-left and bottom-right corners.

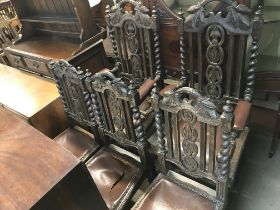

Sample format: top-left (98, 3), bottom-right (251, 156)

top-left (86, 71), bottom-right (139, 147)
top-left (153, 86), bottom-right (232, 183)
top-left (107, 0), bottom-right (157, 83)
top-left (49, 60), bottom-right (93, 127)
top-left (183, 0), bottom-right (251, 102)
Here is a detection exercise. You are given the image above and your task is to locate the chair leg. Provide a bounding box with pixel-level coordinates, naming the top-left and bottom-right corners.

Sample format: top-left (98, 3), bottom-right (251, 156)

top-left (269, 100), bottom-right (280, 158)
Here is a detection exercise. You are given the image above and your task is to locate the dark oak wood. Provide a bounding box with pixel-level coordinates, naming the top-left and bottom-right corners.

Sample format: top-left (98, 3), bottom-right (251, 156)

top-left (4, 0), bottom-right (107, 77)
top-left (135, 85), bottom-right (234, 209)
top-left (0, 63), bottom-right (68, 138)
top-left (141, 0), bottom-right (252, 80)
top-left (49, 60), bottom-right (100, 162)
top-left (0, 107), bottom-right (107, 210)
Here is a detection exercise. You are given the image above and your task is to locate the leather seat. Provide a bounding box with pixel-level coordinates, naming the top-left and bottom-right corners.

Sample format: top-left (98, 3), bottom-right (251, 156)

top-left (132, 177), bottom-right (215, 210)
top-left (87, 148), bottom-right (142, 209)
top-left (53, 127), bottom-right (99, 161)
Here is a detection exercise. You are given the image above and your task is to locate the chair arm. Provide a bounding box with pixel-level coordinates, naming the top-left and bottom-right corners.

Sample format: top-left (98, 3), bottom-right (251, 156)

top-left (159, 84), bottom-right (176, 96)
top-left (234, 100), bottom-right (252, 132)
top-left (138, 79), bottom-right (156, 103)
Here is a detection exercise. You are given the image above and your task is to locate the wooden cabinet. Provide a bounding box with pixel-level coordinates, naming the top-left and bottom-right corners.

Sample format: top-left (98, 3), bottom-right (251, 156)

top-left (5, 0), bottom-right (107, 78)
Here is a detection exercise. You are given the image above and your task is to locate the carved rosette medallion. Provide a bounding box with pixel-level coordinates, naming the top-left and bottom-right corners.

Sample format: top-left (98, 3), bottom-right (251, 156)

top-left (107, 91), bottom-right (127, 139)
top-left (205, 24), bottom-right (225, 100)
top-left (123, 19), bottom-right (143, 83)
top-left (180, 110), bottom-right (199, 171)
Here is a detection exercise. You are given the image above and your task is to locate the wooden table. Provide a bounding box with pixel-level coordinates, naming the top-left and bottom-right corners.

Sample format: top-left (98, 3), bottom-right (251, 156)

top-left (0, 107), bottom-right (107, 210)
top-left (0, 63), bottom-right (68, 138)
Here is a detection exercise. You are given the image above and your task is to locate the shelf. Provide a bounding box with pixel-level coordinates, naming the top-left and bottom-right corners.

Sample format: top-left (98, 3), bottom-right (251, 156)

top-left (36, 28), bottom-right (81, 39)
top-left (21, 16), bottom-right (79, 24)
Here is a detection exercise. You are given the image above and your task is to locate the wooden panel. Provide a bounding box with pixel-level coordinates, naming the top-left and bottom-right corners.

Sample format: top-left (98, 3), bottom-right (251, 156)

top-left (8, 35), bottom-right (80, 59)
top-left (29, 98), bottom-right (69, 139)
top-left (0, 64), bottom-right (58, 118)
top-left (24, 57), bottom-right (49, 75)
top-left (0, 107), bottom-right (107, 210)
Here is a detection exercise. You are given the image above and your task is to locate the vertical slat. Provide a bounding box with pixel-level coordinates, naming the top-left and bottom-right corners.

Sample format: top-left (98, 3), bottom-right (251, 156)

top-left (120, 27), bottom-right (130, 74)
top-left (45, 0), bottom-right (60, 32)
top-left (172, 113), bottom-right (180, 160)
top-left (54, 0), bottom-right (67, 32)
top-left (120, 100), bottom-right (132, 141)
top-left (114, 28), bottom-right (126, 74)
top-left (64, 0), bottom-right (76, 16)
top-left (38, 0), bottom-right (48, 16)
top-left (100, 92), bottom-right (114, 132)
top-left (226, 35), bottom-right (235, 96)
top-left (208, 125), bottom-right (217, 174)
top-left (95, 92), bottom-right (108, 130)
top-left (198, 32), bottom-right (203, 91)
top-left (139, 28), bottom-right (148, 79)
top-left (189, 32), bottom-right (194, 88)
top-left (235, 35), bottom-right (246, 98)
top-left (61, 0), bottom-right (74, 32)
top-left (33, 0), bottom-right (42, 15)
top-left (60, 0), bottom-right (71, 16)
top-left (123, 101), bottom-right (136, 142)
top-left (146, 30), bottom-right (153, 79)
top-left (200, 122), bottom-right (207, 171)
top-left (164, 111), bottom-right (173, 157)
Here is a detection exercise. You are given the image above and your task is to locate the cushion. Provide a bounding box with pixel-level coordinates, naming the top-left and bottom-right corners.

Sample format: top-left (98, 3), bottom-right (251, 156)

top-left (53, 127), bottom-right (99, 161)
top-left (132, 177), bottom-right (215, 210)
top-left (87, 148), bottom-right (141, 209)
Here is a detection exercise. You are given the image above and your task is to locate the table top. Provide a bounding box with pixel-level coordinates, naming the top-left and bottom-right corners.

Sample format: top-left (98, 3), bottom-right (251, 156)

top-left (0, 107), bottom-right (79, 210)
top-left (0, 64), bottom-right (59, 118)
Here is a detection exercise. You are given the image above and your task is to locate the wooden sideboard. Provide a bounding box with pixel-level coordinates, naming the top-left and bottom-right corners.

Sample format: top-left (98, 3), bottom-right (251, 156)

top-left (4, 0), bottom-right (107, 78)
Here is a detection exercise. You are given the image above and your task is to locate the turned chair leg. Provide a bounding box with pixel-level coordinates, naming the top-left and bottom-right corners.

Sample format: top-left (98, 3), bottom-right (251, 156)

top-left (269, 99), bottom-right (280, 158)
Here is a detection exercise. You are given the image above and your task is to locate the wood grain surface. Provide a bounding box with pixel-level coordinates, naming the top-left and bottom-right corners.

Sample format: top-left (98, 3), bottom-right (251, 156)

top-left (0, 63), bottom-right (59, 118)
top-left (0, 107), bottom-right (78, 210)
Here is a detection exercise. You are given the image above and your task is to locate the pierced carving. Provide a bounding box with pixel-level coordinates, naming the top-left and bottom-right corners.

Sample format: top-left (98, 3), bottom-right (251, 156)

top-left (107, 0), bottom-right (161, 82)
top-left (49, 60), bottom-right (91, 126)
top-left (107, 90), bottom-right (128, 140)
top-left (185, 0), bottom-right (251, 35)
top-left (205, 24), bottom-right (225, 100)
top-left (180, 110), bottom-right (199, 172)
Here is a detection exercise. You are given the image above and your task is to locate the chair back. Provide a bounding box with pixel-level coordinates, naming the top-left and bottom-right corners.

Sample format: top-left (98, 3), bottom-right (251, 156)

top-left (180, 0), bottom-right (252, 102)
top-left (49, 60), bottom-right (95, 128)
top-left (152, 85), bottom-right (233, 187)
top-left (106, 0), bottom-right (161, 84)
top-left (0, 1), bottom-right (20, 43)
top-left (85, 70), bottom-right (148, 164)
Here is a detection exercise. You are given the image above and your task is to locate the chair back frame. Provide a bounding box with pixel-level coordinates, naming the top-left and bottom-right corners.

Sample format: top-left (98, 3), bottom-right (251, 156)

top-left (178, 0), bottom-right (252, 103)
top-left (106, 0), bottom-right (162, 84)
top-left (85, 70), bottom-right (148, 165)
top-left (152, 84), bottom-right (234, 208)
top-left (49, 60), bottom-right (96, 129)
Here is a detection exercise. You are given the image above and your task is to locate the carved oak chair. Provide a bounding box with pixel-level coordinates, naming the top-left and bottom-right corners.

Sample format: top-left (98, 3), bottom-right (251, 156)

top-left (0, 0), bottom-right (21, 43)
top-left (132, 86), bottom-right (234, 210)
top-left (176, 0), bottom-right (263, 184)
top-left (49, 60), bottom-right (100, 162)
top-left (84, 70), bottom-right (149, 210)
top-left (105, 0), bottom-right (164, 114)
